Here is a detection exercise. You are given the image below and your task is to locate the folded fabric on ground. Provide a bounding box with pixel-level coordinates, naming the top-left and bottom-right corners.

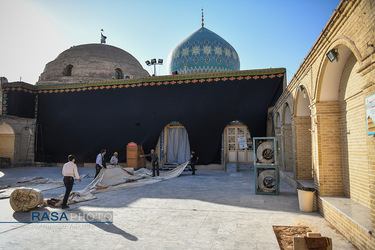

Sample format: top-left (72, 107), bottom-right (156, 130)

top-left (10, 188), bottom-right (44, 212)
top-left (0, 177), bottom-right (64, 199)
top-left (54, 161), bottom-right (189, 205)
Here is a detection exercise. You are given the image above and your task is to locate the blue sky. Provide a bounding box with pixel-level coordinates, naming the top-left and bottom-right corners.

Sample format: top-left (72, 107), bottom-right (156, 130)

top-left (0, 0), bottom-right (341, 84)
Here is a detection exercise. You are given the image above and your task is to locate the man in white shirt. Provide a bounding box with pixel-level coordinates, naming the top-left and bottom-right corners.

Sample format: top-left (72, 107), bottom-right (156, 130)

top-left (110, 152), bottom-right (119, 165)
top-left (95, 149), bottom-right (106, 178)
top-left (62, 154), bottom-right (81, 209)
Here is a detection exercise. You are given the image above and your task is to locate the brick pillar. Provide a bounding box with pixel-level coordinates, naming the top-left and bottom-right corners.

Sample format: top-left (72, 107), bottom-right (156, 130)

top-left (363, 83), bottom-right (375, 236)
top-left (275, 127), bottom-right (283, 169)
top-left (281, 123), bottom-right (294, 172)
top-left (313, 102), bottom-right (344, 196)
top-left (369, 131), bottom-right (375, 245)
top-left (294, 116), bottom-right (312, 179)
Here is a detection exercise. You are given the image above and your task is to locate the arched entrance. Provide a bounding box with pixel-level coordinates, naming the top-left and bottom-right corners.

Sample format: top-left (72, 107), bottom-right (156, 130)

top-left (156, 121), bottom-right (190, 168)
top-left (316, 43), bottom-right (370, 206)
top-left (0, 122), bottom-right (15, 164)
top-left (18, 126), bottom-right (33, 163)
top-left (282, 103), bottom-right (294, 172)
top-left (223, 121), bottom-right (252, 164)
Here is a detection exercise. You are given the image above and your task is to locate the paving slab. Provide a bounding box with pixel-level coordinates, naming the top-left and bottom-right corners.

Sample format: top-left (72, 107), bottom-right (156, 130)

top-left (0, 166), bottom-right (355, 249)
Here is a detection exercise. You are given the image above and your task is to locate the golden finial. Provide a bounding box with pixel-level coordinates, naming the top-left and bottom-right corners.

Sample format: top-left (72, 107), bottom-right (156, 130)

top-left (201, 8), bottom-right (204, 27)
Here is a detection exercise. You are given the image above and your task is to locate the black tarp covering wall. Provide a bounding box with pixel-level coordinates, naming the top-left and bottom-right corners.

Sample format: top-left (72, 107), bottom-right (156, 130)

top-left (2, 83), bottom-right (36, 118)
top-left (34, 69), bottom-right (284, 164)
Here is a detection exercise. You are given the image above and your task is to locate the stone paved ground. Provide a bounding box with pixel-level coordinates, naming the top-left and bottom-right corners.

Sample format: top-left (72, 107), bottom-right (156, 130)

top-left (0, 166), bottom-right (355, 250)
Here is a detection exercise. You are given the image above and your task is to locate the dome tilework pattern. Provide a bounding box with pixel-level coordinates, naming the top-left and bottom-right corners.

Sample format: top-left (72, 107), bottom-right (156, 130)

top-left (167, 27), bottom-right (240, 74)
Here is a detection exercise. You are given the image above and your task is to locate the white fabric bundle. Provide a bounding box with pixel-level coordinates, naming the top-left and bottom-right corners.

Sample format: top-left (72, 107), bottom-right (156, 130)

top-left (9, 188), bottom-right (44, 212)
top-left (58, 161), bottom-right (189, 204)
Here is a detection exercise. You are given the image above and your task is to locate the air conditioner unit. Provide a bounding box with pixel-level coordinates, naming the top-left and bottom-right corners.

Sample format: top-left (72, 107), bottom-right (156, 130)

top-left (124, 75), bottom-right (134, 79)
top-left (253, 137), bottom-right (277, 165)
top-left (255, 165), bottom-right (279, 195)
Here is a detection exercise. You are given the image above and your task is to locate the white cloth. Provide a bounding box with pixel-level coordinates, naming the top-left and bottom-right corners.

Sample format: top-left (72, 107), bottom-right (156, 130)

top-left (110, 156), bottom-right (118, 165)
top-left (55, 162), bottom-right (190, 205)
top-left (62, 161), bottom-right (80, 179)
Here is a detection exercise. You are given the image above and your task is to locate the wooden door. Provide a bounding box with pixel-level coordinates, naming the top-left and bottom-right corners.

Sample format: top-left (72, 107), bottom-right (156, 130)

top-left (226, 125), bottom-right (252, 163)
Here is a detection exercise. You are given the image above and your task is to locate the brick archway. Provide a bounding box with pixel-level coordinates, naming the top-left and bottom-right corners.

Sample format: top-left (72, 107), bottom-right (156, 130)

top-left (282, 103), bottom-right (294, 172)
top-left (0, 122), bottom-right (15, 164)
top-left (314, 43), bottom-right (369, 204)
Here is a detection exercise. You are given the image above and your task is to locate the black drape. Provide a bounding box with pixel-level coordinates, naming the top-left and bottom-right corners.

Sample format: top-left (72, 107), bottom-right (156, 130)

top-left (2, 71), bottom-right (284, 164)
top-left (35, 74), bottom-right (283, 164)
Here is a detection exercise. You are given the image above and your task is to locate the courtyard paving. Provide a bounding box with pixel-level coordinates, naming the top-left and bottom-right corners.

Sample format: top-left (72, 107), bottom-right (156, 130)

top-left (0, 165), bottom-right (355, 249)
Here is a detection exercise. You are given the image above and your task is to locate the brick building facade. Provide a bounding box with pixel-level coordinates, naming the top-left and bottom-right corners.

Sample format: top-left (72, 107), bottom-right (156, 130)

top-left (272, 0), bottom-right (375, 248)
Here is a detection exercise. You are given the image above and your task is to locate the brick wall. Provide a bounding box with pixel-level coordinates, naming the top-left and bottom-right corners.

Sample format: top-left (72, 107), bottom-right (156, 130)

top-left (275, 127), bottom-right (284, 169)
top-left (314, 102), bottom-right (344, 196)
top-left (319, 198), bottom-right (375, 250)
top-left (294, 116), bottom-right (312, 179)
top-left (339, 52), bottom-right (370, 207)
top-left (363, 81), bottom-right (375, 234)
top-left (0, 117), bottom-right (35, 165)
top-left (281, 123), bottom-right (294, 172)
top-left (272, 1), bottom-right (375, 247)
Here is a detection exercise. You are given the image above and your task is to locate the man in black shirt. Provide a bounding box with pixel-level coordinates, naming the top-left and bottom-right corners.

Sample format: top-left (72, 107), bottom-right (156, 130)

top-left (190, 151), bottom-right (199, 175)
top-left (141, 149), bottom-right (159, 176)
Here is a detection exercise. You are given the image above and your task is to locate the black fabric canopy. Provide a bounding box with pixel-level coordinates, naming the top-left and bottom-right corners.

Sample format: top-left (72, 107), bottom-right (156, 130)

top-left (3, 69), bottom-right (284, 164)
top-left (2, 85), bottom-right (36, 118)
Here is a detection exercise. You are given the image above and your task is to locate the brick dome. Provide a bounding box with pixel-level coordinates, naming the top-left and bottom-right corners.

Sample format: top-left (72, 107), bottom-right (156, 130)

top-left (37, 44), bottom-right (149, 85)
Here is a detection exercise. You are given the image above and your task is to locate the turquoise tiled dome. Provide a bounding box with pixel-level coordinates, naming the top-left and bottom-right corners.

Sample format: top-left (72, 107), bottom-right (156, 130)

top-left (167, 27), bottom-right (240, 74)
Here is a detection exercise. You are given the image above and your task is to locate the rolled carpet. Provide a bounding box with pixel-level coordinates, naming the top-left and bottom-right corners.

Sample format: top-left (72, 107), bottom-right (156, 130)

top-left (9, 188), bottom-right (44, 212)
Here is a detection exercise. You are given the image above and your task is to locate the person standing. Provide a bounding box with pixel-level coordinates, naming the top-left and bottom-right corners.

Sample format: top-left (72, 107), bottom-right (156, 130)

top-left (190, 150), bottom-right (199, 175)
top-left (110, 152), bottom-right (119, 166)
top-left (95, 149), bottom-right (106, 178)
top-left (141, 149), bottom-right (159, 177)
top-left (62, 154), bottom-right (81, 209)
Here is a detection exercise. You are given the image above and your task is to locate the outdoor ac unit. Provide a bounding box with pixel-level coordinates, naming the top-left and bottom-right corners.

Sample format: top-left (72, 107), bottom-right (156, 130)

top-left (255, 165), bottom-right (279, 195)
top-left (253, 137), bottom-right (277, 165)
top-left (124, 75), bottom-right (134, 79)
